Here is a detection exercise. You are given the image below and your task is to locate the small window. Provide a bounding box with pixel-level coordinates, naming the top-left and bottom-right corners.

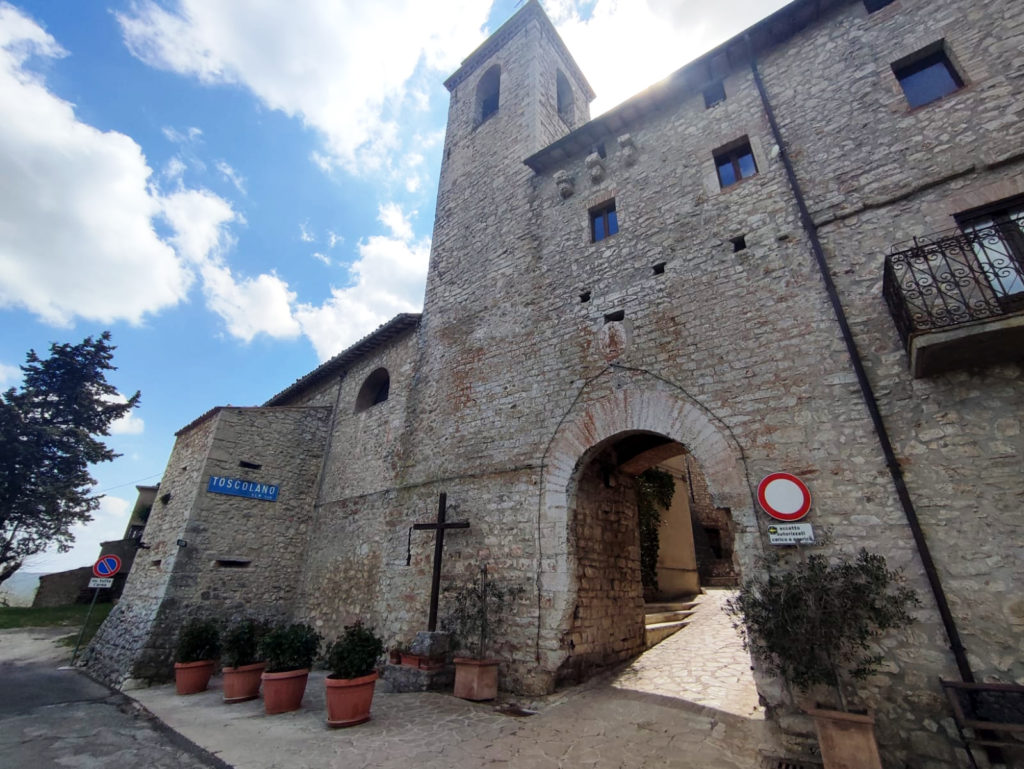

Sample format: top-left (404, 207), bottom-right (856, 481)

top-left (731, 235), bottom-right (747, 252)
top-left (556, 70), bottom-right (574, 125)
top-left (590, 200), bottom-right (619, 242)
top-left (863, 0), bottom-right (895, 11)
top-left (703, 81), bottom-right (725, 109)
top-left (714, 139), bottom-right (757, 188)
top-left (893, 45), bottom-right (963, 109)
top-left (476, 65), bottom-right (501, 125)
top-left (355, 367), bottom-right (390, 412)
top-left (128, 525), bottom-right (145, 540)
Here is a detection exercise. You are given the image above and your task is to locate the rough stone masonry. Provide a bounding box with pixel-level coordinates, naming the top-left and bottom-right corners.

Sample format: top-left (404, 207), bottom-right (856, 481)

top-left (88, 1), bottom-right (1024, 767)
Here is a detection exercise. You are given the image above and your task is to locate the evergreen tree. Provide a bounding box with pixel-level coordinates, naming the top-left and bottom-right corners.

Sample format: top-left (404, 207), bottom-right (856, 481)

top-left (0, 332), bottom-right (139, 585)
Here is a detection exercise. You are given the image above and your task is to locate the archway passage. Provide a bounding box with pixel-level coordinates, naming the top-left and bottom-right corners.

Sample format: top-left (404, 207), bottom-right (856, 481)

top-left (558, 431), bottom-right (738, 685)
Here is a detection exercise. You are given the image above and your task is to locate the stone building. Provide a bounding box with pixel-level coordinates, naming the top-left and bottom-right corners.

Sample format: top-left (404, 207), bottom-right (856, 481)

top-left (88, 0), bottom-right (1023, 765)
top-left (33, 484), bottom-right (157, 607)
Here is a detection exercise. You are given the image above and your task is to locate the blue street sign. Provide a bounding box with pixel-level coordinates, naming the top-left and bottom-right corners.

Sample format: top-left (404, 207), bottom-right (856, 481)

top-left (207, 475), bottom-right (279, 502)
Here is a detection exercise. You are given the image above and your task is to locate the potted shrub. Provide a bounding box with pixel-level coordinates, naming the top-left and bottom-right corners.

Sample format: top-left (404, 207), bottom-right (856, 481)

top-left (324, 622), bottom-right (385, 727)
top-left (258, 623), bottom-right (322, 714)
top-left (442, 564), bottom-right (523, 701)
top-left (174, 617), bottom-right (220, 695)
top-left (221, 618), bottom-right (269, 703)
top-left (726, 549), bottom-right (920, 769)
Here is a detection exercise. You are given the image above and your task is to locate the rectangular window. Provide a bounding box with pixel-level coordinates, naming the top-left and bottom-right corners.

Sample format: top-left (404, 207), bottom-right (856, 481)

top-left (590, 200), bottom-right (619, 242)
top-left (714, 139), bottom-right (757, 189)
top-left (956, 197), bottom-right (1024, 306)
top-left (703, 81), bottom-right (725, 109)
top-left (893, 45), bottom-right (963, 108)
top-left (863, 0), bottom-right (895, 12)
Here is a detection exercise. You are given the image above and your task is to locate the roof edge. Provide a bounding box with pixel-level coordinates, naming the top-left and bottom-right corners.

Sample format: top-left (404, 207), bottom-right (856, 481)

top-left (263, 313), bottom-right (422, 406)
top-left (524, 0), bottom-right (850, 173)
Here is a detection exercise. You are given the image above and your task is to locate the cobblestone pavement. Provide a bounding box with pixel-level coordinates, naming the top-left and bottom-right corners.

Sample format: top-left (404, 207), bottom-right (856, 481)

top-left (130, 588), bottom-right (780, 768)
top-left (612, 588), bottom-right (764, 719)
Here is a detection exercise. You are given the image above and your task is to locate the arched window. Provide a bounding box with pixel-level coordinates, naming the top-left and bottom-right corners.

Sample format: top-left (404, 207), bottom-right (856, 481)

top-left (354, 368), bottom-right (390, 412)
top-left (556, 70), bottom-right (574, 125)
top-left (475, 65), bottom-right (501, 126)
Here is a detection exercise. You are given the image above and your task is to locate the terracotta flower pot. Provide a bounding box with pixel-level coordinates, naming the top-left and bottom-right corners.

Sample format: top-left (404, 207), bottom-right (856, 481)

top-left (222, 662), bottom-right (266, 703)
top-left (261, 668), bottom-right (310, 714)
top-left (807, 708), bottom-right (883, 769)
top-left (453, 658), bottom-right (499, 701)
top-left (400, 652), bottom-right (420, 667)
top-left (325, 671), bottom-right (378, 727)
top-left (175, 660), bottom-right (215, 695)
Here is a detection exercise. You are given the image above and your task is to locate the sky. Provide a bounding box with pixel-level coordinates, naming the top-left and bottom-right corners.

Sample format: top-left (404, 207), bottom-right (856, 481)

top-left (0, 0), bottom-right (791, 577)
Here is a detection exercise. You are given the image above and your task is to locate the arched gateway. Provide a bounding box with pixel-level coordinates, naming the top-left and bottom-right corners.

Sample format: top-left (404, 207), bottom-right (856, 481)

top-left (534, 383), bottom-right (766, 691)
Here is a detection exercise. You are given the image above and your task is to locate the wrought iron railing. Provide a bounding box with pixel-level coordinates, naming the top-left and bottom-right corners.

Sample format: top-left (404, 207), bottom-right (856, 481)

top-left (883, 219), bottom-right (1024, 346)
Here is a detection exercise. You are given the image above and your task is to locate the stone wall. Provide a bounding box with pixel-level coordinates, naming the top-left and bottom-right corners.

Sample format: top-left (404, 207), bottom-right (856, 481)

top-left (559, 454), bottom-right (644, 683)
top-left (33, 567), bottom-right (93, 608)
top-left (86, 405), bottom-right (331, 686)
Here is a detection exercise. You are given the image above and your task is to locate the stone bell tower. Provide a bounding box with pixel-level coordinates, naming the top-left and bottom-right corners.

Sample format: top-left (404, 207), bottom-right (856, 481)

top-left (423, 0), bottom-right (594, 314)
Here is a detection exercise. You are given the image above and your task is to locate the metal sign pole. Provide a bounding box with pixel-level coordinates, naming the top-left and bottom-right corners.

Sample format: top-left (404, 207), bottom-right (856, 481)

top-left (71, 588), bottom-right (101, 665)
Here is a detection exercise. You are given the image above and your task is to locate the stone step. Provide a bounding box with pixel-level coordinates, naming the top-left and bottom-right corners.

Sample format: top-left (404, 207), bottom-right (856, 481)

top-left (644, 609), bottom-right (695, 625)
top-left (644, 619), bottom-right (689, 649)
top-left (643, 601), bottom-right (698, 613)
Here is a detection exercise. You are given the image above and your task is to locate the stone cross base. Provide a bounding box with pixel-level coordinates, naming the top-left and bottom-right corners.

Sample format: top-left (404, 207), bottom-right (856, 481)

top-left (380, 663), bottom-right (454, 693)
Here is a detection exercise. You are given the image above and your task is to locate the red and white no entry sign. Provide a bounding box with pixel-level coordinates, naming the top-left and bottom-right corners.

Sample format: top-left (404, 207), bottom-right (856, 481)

top-left (757, 473), bottom-right (812, 522)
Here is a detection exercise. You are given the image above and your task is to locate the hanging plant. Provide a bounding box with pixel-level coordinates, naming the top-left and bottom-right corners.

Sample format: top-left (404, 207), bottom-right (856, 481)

top-left (636, 467), bottom-right (675, 590)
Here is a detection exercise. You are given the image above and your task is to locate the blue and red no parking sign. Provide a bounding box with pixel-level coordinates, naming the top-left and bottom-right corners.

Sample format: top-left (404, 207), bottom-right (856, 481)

top-left (92, 554), bottom-right (122, 578)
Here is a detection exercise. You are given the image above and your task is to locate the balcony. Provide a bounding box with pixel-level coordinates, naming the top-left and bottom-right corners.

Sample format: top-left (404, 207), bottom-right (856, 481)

top-left (883, 222), bottom-right (1024, 377)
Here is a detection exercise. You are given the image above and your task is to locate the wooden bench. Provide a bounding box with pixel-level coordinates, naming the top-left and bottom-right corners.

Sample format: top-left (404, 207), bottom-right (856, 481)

top-left (940, 680), bottom-right (1024, 768)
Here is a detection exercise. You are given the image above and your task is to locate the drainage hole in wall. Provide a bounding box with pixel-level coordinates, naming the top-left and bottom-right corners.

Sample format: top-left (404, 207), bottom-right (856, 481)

top-left (731, 235), bottom-right (747, 252)
top-left (604, 310), bottom-right (625, 323)
top-left (652, 262), bottom-right (666, 275)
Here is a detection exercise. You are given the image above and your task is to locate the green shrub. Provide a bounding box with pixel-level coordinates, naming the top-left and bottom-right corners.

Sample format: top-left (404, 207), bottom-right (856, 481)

top-left (326, 622), bottom-right (384, 679)
top-left (175, 617), bottom-right (221, 663)
top-left (221, 618), bottom-right (270, 668)
top-left (726, 549), bottom-right (920, 710)
top-left (258, 623), bottom-right (322, 673)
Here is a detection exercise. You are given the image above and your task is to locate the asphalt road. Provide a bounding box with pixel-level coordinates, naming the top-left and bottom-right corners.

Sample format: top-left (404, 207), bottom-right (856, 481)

top-left (0, 627), bottom-right (228, 769)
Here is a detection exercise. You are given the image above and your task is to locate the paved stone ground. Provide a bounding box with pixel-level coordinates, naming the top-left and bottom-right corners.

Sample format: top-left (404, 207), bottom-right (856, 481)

top-left (130, 588), bottom-right (780, 768)
top-left (0, 627), bottom-right (224, 769)
top-left (614, 588), bottom-right (764, 719)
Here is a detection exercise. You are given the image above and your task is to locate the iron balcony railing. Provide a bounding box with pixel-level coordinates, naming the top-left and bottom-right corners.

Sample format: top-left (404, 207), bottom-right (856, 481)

top-left (883, 219), bottom-right (1024, 346)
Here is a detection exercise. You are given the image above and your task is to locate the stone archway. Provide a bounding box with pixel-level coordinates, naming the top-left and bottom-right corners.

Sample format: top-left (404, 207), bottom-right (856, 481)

top-left (536, 385), bottom-right (762, 688)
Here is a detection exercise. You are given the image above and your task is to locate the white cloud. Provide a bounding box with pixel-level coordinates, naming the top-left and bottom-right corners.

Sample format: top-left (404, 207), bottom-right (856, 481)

top-left (312, 252), bottom-right (330, 266)
top-left (295, 202), bottom-right (428, 361)
top-left (0, 5), bottom-right (193, 326)
top-left (299, 221), bottom-right (315, 242)
top-left (327, 231), bottom-right (343, 249)
top-left (0, 361), bottom-right (20, 388)
top-left (200, 263), bottom-right (301, 342)
top-left (216, 160), bottom-right (246, 193)
top-left (0, 6), bottom-right (312, 345)
top-left (106, 392), bottom-right (145, 435)
top-left (116, 0), bottom-right (492, 175)
top-left (548, 0), bottom-right (791, 115)
top-left (378, 201), bottom-right (414, 241)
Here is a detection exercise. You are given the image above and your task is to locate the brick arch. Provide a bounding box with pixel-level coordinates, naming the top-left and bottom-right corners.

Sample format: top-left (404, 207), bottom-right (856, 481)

top-left (535, 385), bottom-right (760, 684)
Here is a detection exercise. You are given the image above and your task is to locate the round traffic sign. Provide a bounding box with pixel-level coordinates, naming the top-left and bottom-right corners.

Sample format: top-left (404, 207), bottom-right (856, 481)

top-left (757, 472), bottom-right (812, 522)
top-left (93, 554), bottom-right (122, 578)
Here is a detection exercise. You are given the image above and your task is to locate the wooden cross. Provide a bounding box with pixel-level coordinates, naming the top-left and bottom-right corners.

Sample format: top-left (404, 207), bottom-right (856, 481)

top-left (412, 492), bottom-right (469, 631)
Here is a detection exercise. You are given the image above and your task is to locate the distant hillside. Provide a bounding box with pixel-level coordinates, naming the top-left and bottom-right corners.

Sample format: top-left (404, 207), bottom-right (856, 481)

top-left (1, 572), bottom-right (42, 607)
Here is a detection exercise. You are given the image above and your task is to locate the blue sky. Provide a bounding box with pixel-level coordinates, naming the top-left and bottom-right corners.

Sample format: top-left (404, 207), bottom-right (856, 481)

top-left (0, 0), bottom-right (789, 576)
